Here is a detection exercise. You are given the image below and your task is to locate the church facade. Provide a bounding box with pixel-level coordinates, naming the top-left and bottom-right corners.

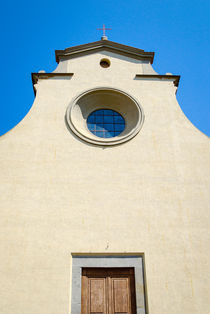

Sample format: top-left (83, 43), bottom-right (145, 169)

top-left (0, 38), bottom-right (209, 314)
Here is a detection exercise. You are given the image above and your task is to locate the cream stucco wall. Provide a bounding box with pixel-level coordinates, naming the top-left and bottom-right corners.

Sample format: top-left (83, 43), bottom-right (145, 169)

top-left (0, 50), bottom-right (209, 314)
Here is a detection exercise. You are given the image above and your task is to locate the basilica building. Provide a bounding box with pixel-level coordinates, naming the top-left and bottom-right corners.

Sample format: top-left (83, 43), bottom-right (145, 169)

top-left (0, 36), bottom-right (209, 314)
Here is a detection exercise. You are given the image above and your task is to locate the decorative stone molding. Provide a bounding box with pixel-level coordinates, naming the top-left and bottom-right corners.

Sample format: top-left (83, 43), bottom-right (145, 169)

top-left (65, 87), bottom-right (144, 146)
top-left (71, 254), bottom-right (148, 314)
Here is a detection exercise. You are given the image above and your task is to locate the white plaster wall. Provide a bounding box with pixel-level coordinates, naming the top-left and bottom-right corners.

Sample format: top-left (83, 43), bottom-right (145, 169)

top-left (0, 50), bottom-right (209, 314)
top-left (53, 50), bottom-right (157, 75)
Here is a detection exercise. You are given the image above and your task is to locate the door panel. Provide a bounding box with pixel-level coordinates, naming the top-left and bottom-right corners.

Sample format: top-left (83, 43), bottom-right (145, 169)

top-left (112, 278), bottom-right (130, 313)
top-left (90, 278), bottom-right (106, 313)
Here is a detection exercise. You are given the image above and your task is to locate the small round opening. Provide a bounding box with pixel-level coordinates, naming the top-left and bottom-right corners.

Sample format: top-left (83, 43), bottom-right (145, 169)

top-left (100, 58), bottom-right (110, 68)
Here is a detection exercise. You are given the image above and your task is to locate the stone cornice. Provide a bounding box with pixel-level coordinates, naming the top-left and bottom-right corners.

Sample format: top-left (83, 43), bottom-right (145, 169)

top-left (135, 74), bottom-right (180, 87)
top-left (31, 73), bottom-right (74, 95)
top-left (55, 40), bottom-right (154, 64)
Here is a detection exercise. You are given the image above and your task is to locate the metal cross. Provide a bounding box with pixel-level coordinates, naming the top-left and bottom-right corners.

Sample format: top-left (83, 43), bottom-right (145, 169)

top-left (97, 24), bottom-right (111, 39)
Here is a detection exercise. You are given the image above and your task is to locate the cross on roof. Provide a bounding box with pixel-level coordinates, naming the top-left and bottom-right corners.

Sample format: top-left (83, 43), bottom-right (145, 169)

top-left (97, 24), bottom-right (111, 40)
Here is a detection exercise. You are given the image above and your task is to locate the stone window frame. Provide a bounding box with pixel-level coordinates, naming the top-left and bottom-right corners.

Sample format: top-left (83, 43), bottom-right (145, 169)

top-left (65, 87), bottom-right (144, 146)
top-left (70, 253), bottom-right (148, 314)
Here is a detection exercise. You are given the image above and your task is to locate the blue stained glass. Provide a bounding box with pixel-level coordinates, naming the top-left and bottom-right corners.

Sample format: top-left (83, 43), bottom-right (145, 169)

top-left (105, 132), bottom-right (113, 138)
top-left (87, 123), bottom-right (95, 130)
top-left (96, 124), bottom-right (104, 131)
top-left (104, 115), bottom-right (114, 123)
top-left (114, 115), bottom-right (124, 123)
top-left (95, 131), bottom-right (104, 137)
top-left (94, 109), bottom-right (104, 115)
top-left (95, 115), bottom-right (103, 123)
top-left (104, 124), bottom-right (113, 131)
top-left (87, 109), bottom-right (125, 138)
top-left (115, 124), bottom-right (125, 131)
top-left (103, 109), bottom-right (112, 115)
top-left (108, 131), bottom-right (115, 137)
top-left (87, 115), bottom-right (95, 123)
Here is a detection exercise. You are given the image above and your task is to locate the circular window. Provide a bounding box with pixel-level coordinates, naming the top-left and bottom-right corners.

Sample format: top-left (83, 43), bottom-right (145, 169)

top-left (65, 87), bottom-right (144, 146)
top-left (87, 109), bottom-right (125, 138)
top-left (100, 58), bottom-right (110, 68)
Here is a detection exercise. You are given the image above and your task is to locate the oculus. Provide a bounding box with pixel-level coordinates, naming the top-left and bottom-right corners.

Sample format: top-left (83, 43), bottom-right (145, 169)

top-left (100, 58), bottom-right (110, 68)
top-left (65, 87), bottom-right (144, 146)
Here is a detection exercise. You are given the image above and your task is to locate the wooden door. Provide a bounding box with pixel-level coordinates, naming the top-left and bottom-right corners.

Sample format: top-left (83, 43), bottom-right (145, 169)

top-left (82, 268), bottom-right (136, 314)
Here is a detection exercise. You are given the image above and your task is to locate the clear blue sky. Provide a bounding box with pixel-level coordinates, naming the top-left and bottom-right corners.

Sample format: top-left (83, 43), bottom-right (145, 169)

top-left (0, 0), bottom-right (209, 136)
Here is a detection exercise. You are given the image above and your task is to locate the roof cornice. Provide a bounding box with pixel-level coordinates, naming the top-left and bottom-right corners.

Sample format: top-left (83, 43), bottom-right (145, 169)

top-left (55, 40), bottom-right (154, 64)
top-left (135, 74), bottom-right (180, 87)
top-left (31, 72), bottom-right (74, 95)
